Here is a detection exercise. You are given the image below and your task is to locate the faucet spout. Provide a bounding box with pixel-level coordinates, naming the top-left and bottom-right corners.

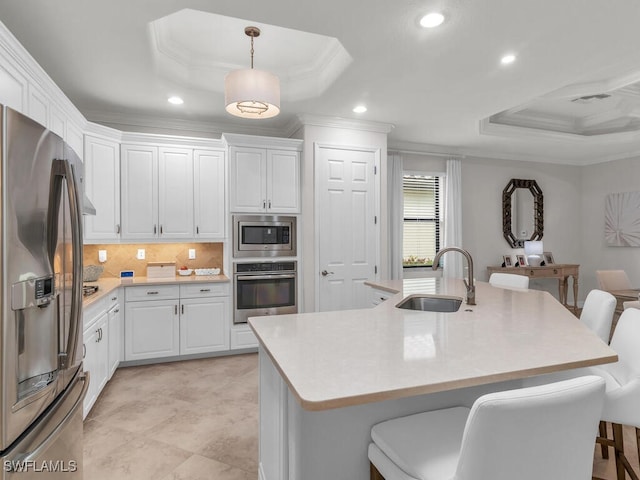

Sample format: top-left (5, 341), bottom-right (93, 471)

top-left (432, 247), bottom-right (476, 305)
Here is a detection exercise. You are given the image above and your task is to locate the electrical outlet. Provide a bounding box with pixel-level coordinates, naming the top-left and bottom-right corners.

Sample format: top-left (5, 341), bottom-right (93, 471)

top-left (188, 249), bottom-right (196, 259)
top-left (98, 250), bottom-right (107, 263)
top-left (137, 249), bottom-right (145, 260)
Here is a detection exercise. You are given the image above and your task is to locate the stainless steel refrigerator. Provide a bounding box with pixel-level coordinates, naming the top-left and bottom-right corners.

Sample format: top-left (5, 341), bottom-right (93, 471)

top-left (0, 106), bottom-right (88, 478)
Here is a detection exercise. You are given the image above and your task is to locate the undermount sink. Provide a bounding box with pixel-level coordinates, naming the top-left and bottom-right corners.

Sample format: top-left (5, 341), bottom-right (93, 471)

top-left (395, 294), bottom-right (463, 313)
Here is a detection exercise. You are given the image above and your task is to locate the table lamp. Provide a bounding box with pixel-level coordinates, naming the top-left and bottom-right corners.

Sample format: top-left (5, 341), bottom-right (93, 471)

top-left (524, 241), bottom-right (543, 267)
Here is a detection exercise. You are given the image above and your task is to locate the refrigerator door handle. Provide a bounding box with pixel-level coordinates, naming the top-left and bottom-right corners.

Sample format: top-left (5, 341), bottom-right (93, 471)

top-left (48, 159), bottom-right (83, 370)
top-left (6, 372), bottom-right (89, 471)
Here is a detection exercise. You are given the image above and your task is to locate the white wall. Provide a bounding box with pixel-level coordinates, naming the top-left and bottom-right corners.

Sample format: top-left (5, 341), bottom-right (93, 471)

top-left (461, 156), bottom-right (582, 300)
top-left (581, 156), bottom-right (640, 295)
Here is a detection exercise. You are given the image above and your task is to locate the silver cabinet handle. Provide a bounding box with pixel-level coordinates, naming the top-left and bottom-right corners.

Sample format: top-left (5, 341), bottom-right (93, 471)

top-left (196, 226), bottom-right (199, 235)
top-left (181, 304), bottom-right (184, 314)
top-left (83, 344), bottom-right (86, 359)
top-left (154, 224), bottom-right (157, 234)
top-left (268, 200), bottom-right (271, 209)
top-left (200, 288), bottom-right (211, 292)
top-left (116, 224), bottom-right (121, 234)
top-left (263, 200), bottom-right (266, 209)
top-left (321, 270), bottom-right (334, 276)
top-left (160, 225), bottom-right (163, 235)
top-left (147, 291), bottom-right (159, 295)
top-left (113, 309), bottom-right (119, 313)
top-left (111, 296), bottom-right (117, 301)
top-left (174, 305), bottom-right (178, 315)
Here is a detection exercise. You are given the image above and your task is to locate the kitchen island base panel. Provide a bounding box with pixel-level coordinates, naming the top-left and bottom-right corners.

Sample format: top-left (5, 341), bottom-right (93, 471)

top-left (258, 349), bottom-right (525, 480)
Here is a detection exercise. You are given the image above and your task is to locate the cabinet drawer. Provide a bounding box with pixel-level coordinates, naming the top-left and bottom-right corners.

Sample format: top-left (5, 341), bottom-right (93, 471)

top-left (125, 285), bottom-right (179, 302)
top-left (180, 283), bottom-right (229, 298)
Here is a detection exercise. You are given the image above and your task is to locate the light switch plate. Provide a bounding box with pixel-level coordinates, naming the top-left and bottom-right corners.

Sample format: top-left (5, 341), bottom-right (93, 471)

top-left (137, 249), bottom-right (145, 260)
top-left (188, 249), bottom-right (196, 259)
top-left (98, 250), bottom-right (107, 263)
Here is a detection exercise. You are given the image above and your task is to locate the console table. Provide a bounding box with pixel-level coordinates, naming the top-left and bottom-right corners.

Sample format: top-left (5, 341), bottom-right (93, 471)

top-left (486, 264), bottom-right (579, 312)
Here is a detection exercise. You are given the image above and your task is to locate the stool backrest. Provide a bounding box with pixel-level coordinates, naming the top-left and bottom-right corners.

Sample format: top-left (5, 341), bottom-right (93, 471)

top-left (455, 376), bottom-right (605, 480)
top-left (580, 289), bottom-right (616, 343)
top-left (489, 273), bottom-right (529, 289)
top-left (596, 270), bottom-right (632, 291)
top-left (609, 308), bottom-right (640, 384)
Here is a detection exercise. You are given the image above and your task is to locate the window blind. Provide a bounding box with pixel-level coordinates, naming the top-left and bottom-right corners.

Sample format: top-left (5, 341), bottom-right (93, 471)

top-left (403, 175), bottom-right (440, 266)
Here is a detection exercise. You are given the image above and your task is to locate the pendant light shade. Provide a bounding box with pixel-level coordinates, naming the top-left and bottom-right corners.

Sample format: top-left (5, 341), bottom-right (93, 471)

top-left (224, 69), bottom-right (280, 118)
top-left (225, 26), bottom-right (280, 119)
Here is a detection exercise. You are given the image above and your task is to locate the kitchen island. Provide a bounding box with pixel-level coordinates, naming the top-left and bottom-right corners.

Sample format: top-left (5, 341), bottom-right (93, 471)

top-left (249, 278), bottom-right (618, 480)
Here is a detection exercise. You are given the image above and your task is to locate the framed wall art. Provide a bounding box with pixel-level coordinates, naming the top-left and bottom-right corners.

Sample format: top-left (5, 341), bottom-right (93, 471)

top-left (605, 191), bottom-right (640, 247)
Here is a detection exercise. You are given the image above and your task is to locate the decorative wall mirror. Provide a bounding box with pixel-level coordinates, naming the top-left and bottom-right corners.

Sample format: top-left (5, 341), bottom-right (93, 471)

top-left (502, 179), bottom-right (543, 248)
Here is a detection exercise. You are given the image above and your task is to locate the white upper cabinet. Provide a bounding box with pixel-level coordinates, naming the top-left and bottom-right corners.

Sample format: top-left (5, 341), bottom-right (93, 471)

top-left (158, 147), bottom-right (194, 239)
top-left (194, 149), bottom-right (226, 239)
top-left (267, 149), bottom-right (300, 213)
top-left (84, 135), bottom-right (121, 242)
top-left (229, 146), bottom-right (267, 212)
top-left (226, 134), bottom-right (302, 214)
top-left (121, 142), bottom-right (226, 241)
top-left (121, 144), bottom-right (159, 240)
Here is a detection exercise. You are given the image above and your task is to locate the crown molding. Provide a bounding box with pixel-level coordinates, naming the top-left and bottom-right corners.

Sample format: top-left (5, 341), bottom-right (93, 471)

top-left (222, 133), bottom-right (303, 150)
top-left (295, 114), bottom-right (395, 134)
top-left (120, 130), bottom-right (225, 149)
top-left (84, 110), bottom-right (289, 138)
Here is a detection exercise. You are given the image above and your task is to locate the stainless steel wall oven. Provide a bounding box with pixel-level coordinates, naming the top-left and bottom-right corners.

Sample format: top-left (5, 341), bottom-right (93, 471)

top-left (233, 215), bottom-right (296, 258)
top-left (233, 261), bottom-right (297, 324)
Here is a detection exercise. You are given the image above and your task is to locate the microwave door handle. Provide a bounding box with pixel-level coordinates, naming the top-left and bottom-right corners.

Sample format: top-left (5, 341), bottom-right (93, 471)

top-left (236, 274), bottom-right (296, 281)
top-left (50, 159), bottom-right (83, 370)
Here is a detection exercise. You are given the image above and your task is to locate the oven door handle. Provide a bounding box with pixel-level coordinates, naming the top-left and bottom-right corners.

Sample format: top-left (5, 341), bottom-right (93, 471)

top-left (236, 274), bottom-right (296, 281)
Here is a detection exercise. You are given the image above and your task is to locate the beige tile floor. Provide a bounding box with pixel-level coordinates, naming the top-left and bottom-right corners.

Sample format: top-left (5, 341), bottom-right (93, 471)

top-left (83, 353), bottom-right (639, 480)
top-left (83, 353), bottom-right (259, 480)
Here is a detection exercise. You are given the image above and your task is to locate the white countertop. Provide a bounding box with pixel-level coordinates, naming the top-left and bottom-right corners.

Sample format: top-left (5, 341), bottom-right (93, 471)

top-left (82, 274), bottom-right (230, 308)
top-left (249, 278), bottom-right (618, 411)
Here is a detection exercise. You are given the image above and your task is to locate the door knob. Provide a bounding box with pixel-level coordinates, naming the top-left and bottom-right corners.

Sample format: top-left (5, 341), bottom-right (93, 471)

top-left (321, 270), bottom-right (334, 276)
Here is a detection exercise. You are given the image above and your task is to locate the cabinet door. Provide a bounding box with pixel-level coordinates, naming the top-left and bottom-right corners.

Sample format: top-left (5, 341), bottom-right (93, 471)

top-left (267, 149), bottom-right (300, 213)
top-left (194, 149), bottom-right (225, 238)
top-left (229, 146), bottom-right (267, 212)
top-left (107, 303), bottom-right (121, 379)
top-left (180, 297), bottom-right (229, 355)
top-left (121, 145), bottom-right (158, 239)
top-left (125, 300), bottom-right (179, 361)
top-left (84, 135), bottom-right (121, 241)
top-left (158, 147), bottom-right (194, 239)
top-left (83, 314), bottom-right (108, 418)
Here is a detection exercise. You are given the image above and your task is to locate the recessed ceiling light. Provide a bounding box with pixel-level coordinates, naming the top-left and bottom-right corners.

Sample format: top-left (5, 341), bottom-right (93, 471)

top-left (420, 13), bottom-right (445, 28)
top-left (353, 105), bottom-right (367, 113)
top-left (501, 54), bottom-right (516, 65)
top-left (168, 96), bottom-right (184, 105)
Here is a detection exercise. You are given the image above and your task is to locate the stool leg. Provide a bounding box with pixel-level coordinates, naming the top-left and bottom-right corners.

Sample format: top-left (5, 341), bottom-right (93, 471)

top-left (612, 423), bottom-right (626, 480)
top-left (370, 462), bottom-right (385, 480)
top-left (637, 427), bottom-right (640, 472)
top-left (599, 421), bottom-right (609, 459)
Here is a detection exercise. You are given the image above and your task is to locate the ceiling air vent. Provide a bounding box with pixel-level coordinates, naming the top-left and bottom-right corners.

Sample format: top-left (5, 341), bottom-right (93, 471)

top-left (571, 93), bottom-right (612, 104)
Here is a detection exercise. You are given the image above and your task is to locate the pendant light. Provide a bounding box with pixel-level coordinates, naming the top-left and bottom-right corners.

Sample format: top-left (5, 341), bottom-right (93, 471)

top-left (225, 26), bottom-right (280, 119)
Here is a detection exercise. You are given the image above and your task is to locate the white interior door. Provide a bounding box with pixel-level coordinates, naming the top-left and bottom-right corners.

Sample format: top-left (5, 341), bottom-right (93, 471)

top-left (316, 144), bottom-right (378, 312)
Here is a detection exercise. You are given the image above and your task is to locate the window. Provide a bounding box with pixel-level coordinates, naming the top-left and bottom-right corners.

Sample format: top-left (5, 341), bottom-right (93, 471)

top-left (403, 174), bottom-right (440, 267)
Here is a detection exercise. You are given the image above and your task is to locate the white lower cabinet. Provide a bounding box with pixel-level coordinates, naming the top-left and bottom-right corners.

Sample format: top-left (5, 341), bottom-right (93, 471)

top-left (107, 299), bottom-right (122, 378)
top-left (180, 297), bottom-right (229, 354)
top-left (124, 283), bottom-right (230, 362)
top-left (83, 292), bottom-right (120, 419)
top-left (125, 298), bottom-right (180, 361)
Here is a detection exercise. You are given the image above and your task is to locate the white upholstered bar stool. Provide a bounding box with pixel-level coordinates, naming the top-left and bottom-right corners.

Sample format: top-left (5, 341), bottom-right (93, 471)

top-left (368, 376), bottom-right (606, 480)
top-left (589, 308), bottom-right (640, 480)
top-left (580, 289), bottom-right (616, 343)
top-left (488, 272), bottom-right (529, 289)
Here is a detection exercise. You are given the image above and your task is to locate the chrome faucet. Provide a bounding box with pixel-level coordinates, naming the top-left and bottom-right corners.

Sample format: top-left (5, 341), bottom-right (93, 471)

top-left (432, 247), bottom-right (476, 305)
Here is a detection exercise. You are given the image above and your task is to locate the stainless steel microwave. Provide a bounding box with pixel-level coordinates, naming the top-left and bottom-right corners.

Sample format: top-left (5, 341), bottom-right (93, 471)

top-left (233, 215), bottom-right (297, 258)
